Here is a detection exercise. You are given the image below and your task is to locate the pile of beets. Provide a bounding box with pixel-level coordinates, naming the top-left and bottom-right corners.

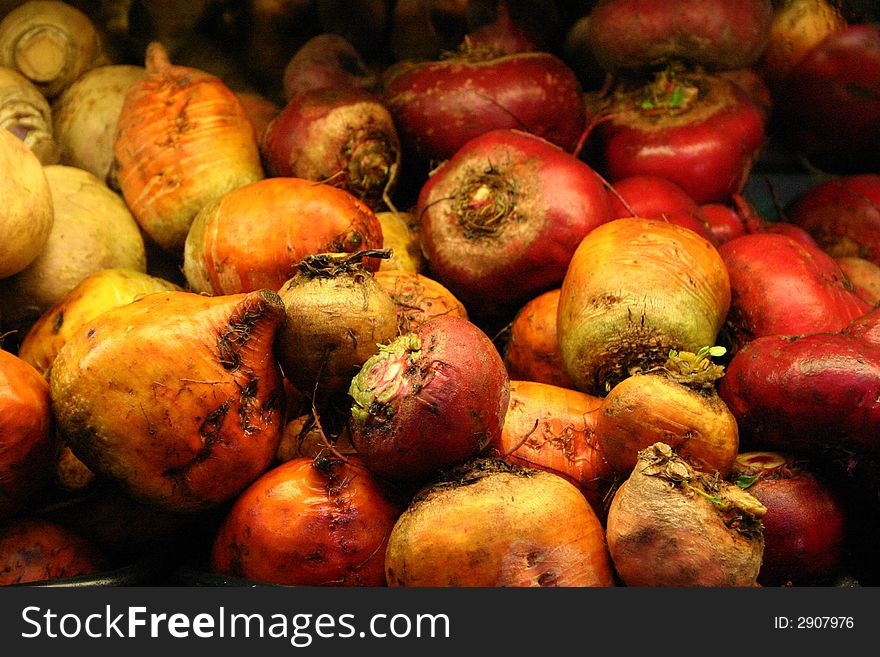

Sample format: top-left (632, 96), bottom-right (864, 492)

top-left (2, 0), bottom-right (880, 588)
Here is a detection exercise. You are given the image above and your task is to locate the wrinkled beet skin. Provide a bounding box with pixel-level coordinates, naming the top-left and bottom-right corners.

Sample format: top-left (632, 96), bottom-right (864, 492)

top-left (587, 0), bottom-right (774, 73)
top-left (417, 129), bottom-right (612, 310)
top-left (719, 232), bottom-right (870, 351)
top-left (787, 174), bottom-right (880, 266)
top-left (719, 333), bottom-right (880, 455)
top-left (596, 76), bottom-right (766, 205)
top-left (382, 51), bottom-right (585, 162)
top-left (774, 25), bottom-right (880, 172)
top-left (350, 316), bottom-right (510, 484)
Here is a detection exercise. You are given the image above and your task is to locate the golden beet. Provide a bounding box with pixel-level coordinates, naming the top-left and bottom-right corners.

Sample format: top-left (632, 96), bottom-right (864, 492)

top-left (49, 289), bottom-right (286, 512)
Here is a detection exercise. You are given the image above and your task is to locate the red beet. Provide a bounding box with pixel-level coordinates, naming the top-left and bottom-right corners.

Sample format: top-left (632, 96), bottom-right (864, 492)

top-left (786, 174), bottom-right (880, 267)
top-left (281, 33), bottom-right (379, 102)
top-left (732, 451), bottom-right (847, 586)
top-left (719, 232), bottom-right (870, 351)
top-left (348, 315), bottom-right (510, 484)
top-left (608, 175), bottom-right (714, 242)
top-left (261, 87), bottom-right (401, 210)
top-left (700, 202), bottom-right (747, 245)
top-left (592, 70), bottom-right (766, 205)
top-left (587, 0), bottom-right (774, 73)
top-left (773, 24), bottom-right (880, 172)
top-left (382, 48), bottom-right (585, 163)
top-left (718, 332), bottom-right (880, 456)
top-left (417, 128), bottom-right (613, 312)
top-left (463, 0), bottom-right (539, 55)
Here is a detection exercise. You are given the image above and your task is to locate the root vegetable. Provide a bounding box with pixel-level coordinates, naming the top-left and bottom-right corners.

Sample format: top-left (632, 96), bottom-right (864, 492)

top-left (757, 0), bottom-right (847, 85)
top-left (375, 211), bottom-right (423, 273)
top-left (261, 86), bottom-right (401, 211)
top-left (586, 0), bottom-right (774, 73)
top-left (275, 251), bottom-right (399, 405)
top-left (732, 451), bottom-right (847, 586)
top-left (183, 177), bottom-right (384, 296)
top-left (718, 331), bottom-right (880, 456)
top-left (0, 125), bottom-right (53, 280)
top-left (234, 90), bottom-right (280, 144)
top-left (51, 64), bottom-right (143, 184)
top-left (503, 288), bottom-right (574, 389)
top-left (385, 458), bottom-right (615, 587)
top-left (605, 442), bottom-right (766, 587)
top-left (719, 232), bottom-right (870, 351)
top-left (608, 175), bottom-right (714, 242)
top-left (17, 267), bottom-right (182, 377)
top-left (492, 380), bottom-right (610, 516)
top-left (383, 48), bottom-right (585, 163)
top-left (0, 349), bottom-right (55, 520)
top-left (836, 256), bottom-right (880, 306)
top-left (0, 65), bottom-right (57, 163)
top-left (596, 347), bottom-right (739, 477)
top-left (348, 315), bottom-right (509, 484)
top-left (0, 517), bottom-right (107, 585)
top-left (49, 289), bottom-right (287, 513)
top-left (114, 42), bottom-right (264, 254)
top-left (373, 269), bottom-right (468, 334)
top-left (772, 24), bottom-right (880, 173)
top-left (0, 165), bottom-right (146, 335)
top-left (557, 217), bottom-right (731, 396)
top-left (281, 32), bottom-right (379, 102)
top-left (417, 128), bottom-right (613, 312)
top-left (276, 413), bottom-right (356, 463)
top-left (0, 1), bottom-right (107, 98)
top-left (211, 456), bottom-right (404, 586)
top-left (591, 69), bottom-right (767, 205)
top-left (786, 174), bottom-right (880, 267)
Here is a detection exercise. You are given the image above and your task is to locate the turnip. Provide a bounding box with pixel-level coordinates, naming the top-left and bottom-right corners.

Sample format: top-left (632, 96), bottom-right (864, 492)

top-left (0, 126), bottom-right (53, 280)
top-left (0, 165), bottom-right (146, 336)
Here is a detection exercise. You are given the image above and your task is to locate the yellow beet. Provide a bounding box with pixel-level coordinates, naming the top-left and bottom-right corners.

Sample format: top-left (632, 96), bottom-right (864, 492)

top-left (18, 267), bottom-right (182, 377)
top-left (49, 288), bottom-right (286, 512)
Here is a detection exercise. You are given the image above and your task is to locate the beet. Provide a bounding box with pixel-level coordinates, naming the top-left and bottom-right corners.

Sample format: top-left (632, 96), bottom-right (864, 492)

top-left (773, 24), bottom-right (880, 173)
top-left (719, 232), bottom-right (870, 351)
top-left (587, 0), bottom-right (774, 73)
top-left (718, 332), bottom-right (880, 456)
top-left (348, 315), bottom-right (510, 484)
top-left (417, 128), bottom-right (613, 313)
top-left (261, 87), bottom-right (401, 211)
top-left (382, 48), bottom-right (585, 163)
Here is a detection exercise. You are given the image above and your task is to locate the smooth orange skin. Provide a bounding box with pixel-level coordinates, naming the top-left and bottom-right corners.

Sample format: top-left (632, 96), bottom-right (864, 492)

top-left (0, 518), bottom-right (106, 585)
top-left (504, 288), bottom-right (574, 389)
top-left (0, 350), bottom-right (56, 519)
top-left (49, 290), bottom-right (286, 512)
top-left (597, 373), bottom-right (740, 477)
top-left (211, 456), bottom-right (404, 586)
top-left (184, 177), bottom-right (384, 295)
